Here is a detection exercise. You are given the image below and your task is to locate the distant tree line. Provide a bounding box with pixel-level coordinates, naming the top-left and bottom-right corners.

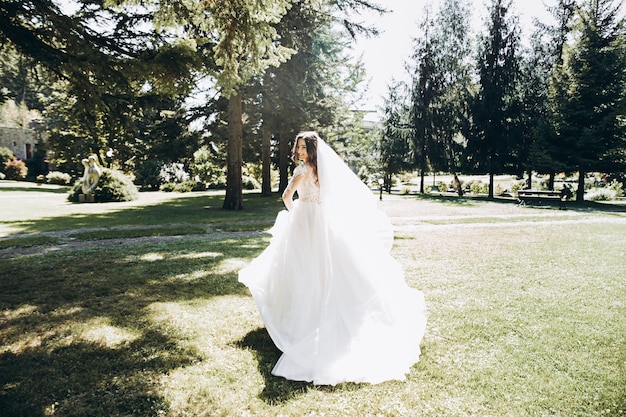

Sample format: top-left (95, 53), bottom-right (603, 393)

top-left (380, 0), bottom-right (625, 202)
top-left (1, 0), bottom-right (623, 206)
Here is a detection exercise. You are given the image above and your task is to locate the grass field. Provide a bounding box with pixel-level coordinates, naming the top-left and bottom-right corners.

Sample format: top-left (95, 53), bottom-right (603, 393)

top-left (1, 181), bottom-right (625, 416)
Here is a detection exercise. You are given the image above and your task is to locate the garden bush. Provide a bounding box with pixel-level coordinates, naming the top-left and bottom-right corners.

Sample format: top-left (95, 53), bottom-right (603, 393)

top-left (607, 179), bottom-right (624, 197)
top-left (135, 159), bottom-right (163, 190)
top-left (159, 182), bottom-right (177, 192)
top-left (585, 187), bottom-right (617, 201)
top-left (0, 147), bottom-right (13, 171)
top-left (67, 168), bottom-right (139, 202)
top-left (4, 157), bottom-right (28, 180)
top-left (511, 181), bottom-right (525, 195)
top-left (468, 180), bottom-right (489, 194)
top-left (46, 171), bottom-right (72, 185)
top-left (160, 180), bottom-right (205, 193)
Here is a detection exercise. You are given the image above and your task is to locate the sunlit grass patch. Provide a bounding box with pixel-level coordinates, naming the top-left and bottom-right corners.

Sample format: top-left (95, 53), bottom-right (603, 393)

top-left (418, 213), bottom-right (584, 225)
top-left (2, 304), bottom-right (39, 320)
top-left (171, 251), bottom-right (223, 260)
top-left (147, 296), bottom-right (270, 415)
top-left (138, 252), bottom-right (166, 262)
top-left (394, 220), bottom-right (626, 416)
top-left (131, 251), bottom-right (218, 263)
top-left (79, 317), bottom-right (141, 348)
top-left (1, 189), bottom-right (284, 236)
top-left (166, 269), bottom-right (213, 283)
top-left (215, 257), bottom-right (252, 275)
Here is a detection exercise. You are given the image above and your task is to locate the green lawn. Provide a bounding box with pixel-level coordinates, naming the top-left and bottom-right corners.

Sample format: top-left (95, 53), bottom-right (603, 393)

top-left (1, 181), bottom-right (625, 416)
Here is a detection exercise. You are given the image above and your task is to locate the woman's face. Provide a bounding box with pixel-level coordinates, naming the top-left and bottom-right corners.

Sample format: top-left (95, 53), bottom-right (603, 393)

top-left (296, 138), bottom-right (308, 162)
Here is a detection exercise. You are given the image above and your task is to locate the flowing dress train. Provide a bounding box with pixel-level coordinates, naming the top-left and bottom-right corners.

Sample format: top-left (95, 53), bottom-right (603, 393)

top-left (239, 146), bottom-right (427, 386)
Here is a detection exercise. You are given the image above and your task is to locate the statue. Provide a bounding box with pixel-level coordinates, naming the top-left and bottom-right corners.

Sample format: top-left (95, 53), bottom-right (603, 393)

top-left (453, 172), bottom-right (464, 197)
top-left (81, 155), bottom-right (101, 195)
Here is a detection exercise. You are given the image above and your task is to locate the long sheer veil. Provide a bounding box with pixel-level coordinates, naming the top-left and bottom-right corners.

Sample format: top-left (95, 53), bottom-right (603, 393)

top-left (316, 138), bottom-right (394, 253)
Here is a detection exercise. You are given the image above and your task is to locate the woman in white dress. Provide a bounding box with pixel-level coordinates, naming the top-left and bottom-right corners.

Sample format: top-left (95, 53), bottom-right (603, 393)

top-left (239, 131), bottom-right (427, 385)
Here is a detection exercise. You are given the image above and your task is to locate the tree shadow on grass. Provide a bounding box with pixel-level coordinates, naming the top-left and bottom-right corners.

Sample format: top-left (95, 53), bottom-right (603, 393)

top-left (0, 332), bottom-right (193, 417)
top-left (412, 192), bottom-right (626, 213)
top-left (236, 328), bottom-right (311, 404)
top-left (236, 328), bottom-right (365, 405)
top-left (0, 237), bottom-right (263, 416)
top-left (7, 192), bottom-right (283, 237)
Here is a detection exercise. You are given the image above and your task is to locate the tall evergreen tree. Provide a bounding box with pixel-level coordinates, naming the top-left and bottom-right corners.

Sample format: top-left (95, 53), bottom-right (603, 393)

top-left (551, 0), bottom-right (626, 201)
top-left (408, 7), bottom-right (440, 193)
top-left (254, 2), bottom-right (359, 194)
top-left (216, 1), bottom-right (367, 197)
top-left (192, 0), bottom-right (296, 210)
top-left (405, 0), bottom-right (473, 194)
top-left (517, 31), bottom-right (554, 189)
top-left (431, 0), bottom-right (474, 188)
top-left (378, 80), bottom-right (411, 191)
top-left (150, 0), bottom-right (381, 209)
top-left (467, 0), bottom-right (522, 198)
top-left (527, 0), bottom-right (577, 189)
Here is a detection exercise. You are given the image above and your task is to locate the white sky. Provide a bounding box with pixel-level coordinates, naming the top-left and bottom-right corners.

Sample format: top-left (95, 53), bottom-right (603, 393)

top-left (351, 0), bottom-right (559, 117)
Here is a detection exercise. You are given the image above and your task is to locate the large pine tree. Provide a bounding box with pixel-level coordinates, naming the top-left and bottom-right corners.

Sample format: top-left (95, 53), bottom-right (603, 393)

top-left (550, 0), bottom-right (626, 201)
top-left (379, 80), bottom-right (411, 191)
top-left (468, 0), bottom-right (522, 198)
top-left (408, 7), bottom-right (440, 193)
top-left (430, 0), bottom-right (473, 187)
top-left (521, 0), bottom-right (576, 190)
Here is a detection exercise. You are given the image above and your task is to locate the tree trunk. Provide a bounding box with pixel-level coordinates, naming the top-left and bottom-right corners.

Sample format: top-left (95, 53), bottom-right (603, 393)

top-left (548, 172), bottom-right (555, 190)
top-left (223, 92), bottom-right (243, 210)
top-left (488, 172), bottom-right (494, 198)
top-left (526, 170), bottom-right (532, 189)
top-left (576, 169), bottom-right (585, 202)
top-left (261, 131), bottom-right (272, 197)
top-left (453, 172), bottom-right (463, 196)
top-left (278, 130), bottom-right (290, 193)
top-left (419, 150), bottom-right (427, 194)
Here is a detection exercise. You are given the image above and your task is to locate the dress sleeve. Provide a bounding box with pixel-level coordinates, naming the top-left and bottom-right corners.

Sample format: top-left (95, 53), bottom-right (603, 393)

top-left (282, 163), bottom-right (307, 211)
top-left (284, 164), bottom-right (306, 195)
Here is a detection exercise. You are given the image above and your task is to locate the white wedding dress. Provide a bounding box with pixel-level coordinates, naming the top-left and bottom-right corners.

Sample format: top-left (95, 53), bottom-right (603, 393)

top-left (239, 139), bottom-right (427, 385)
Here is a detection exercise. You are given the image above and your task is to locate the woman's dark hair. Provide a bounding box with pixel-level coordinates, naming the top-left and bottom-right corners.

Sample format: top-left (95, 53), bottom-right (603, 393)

top-left (292, 131), bottom-right (319, 181)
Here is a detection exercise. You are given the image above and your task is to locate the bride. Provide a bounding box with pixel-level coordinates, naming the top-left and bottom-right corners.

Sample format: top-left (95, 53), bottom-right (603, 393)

top-left (239, 131), bottom-right (427, 385)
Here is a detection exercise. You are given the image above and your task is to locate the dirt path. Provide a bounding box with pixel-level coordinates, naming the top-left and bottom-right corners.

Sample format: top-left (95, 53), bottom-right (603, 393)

top-left (3, 210), bottom-right (625, 259)
top-left (0, 224), bottom-right (266, 259)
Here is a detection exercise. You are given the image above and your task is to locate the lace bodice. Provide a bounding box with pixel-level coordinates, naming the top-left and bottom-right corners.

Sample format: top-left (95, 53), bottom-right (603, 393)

top-left (288, 163), bottom-right (320, 203)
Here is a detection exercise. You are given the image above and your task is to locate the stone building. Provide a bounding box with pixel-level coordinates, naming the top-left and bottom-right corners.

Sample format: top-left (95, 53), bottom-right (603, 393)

top-left (0, 127), bottom-right (43, 160)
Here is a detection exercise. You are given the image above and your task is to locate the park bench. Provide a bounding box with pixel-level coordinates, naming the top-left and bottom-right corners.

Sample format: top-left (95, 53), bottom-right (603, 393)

top-left (517, 189), bottom-right (567, 209)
